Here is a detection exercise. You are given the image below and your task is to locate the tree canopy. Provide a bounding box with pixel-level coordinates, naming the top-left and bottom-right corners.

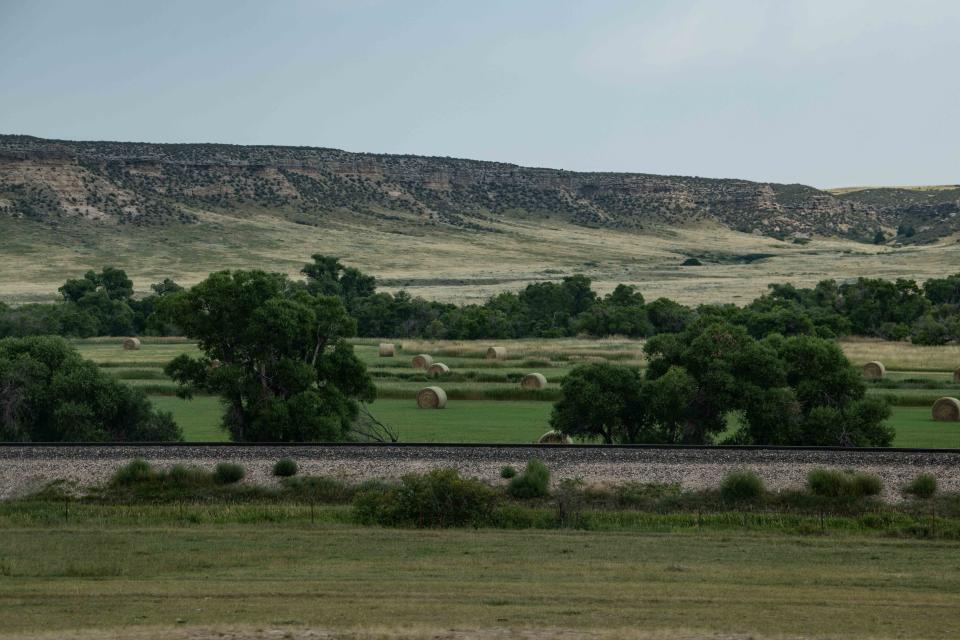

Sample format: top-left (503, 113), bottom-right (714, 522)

top-left (0, 336), bottom-right (181, 442)
top-left (161, 268), bottom-right (375, 442)
top-left (551, 321), bottom-right (893, 447)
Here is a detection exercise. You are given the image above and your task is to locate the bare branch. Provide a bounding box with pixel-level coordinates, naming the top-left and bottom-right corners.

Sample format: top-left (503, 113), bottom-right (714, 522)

top-left (351, 403), bottom-right (399, 443)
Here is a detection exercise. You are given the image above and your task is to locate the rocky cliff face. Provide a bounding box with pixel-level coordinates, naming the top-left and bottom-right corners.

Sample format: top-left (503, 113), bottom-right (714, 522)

top-left (0, 134), bottom-right (955, 242)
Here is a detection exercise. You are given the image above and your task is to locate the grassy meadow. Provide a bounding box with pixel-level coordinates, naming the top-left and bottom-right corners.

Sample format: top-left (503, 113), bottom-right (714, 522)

top-left (75, 336), bottom-right (960, 447)
top-left (1, 514), bottom-right (959, 639)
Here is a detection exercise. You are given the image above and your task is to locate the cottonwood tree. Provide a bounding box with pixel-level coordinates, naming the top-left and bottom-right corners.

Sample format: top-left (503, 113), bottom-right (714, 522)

top-left (550, 321), bottom-right (892, 447)
top-left (0, 336), bottom-right (181, 442)
top-left (549, 363), bottom-right (648, 444)
top-left (162, 269), bottom-right (375, 442)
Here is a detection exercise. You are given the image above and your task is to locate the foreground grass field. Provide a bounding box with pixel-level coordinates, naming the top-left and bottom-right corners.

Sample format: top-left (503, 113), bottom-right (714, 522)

top-left (74, 337), bottom-right (960, 446)
top-left (0, 518), bottom-right (958, 639)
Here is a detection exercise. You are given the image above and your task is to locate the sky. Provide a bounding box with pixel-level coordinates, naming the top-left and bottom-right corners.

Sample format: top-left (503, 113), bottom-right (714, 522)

top-left (1, 0), bottom-right (958, 187)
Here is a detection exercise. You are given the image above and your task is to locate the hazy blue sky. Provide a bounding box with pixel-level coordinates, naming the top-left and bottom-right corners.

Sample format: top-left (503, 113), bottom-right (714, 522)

top-left (1, 0), bottom-right (958, 187)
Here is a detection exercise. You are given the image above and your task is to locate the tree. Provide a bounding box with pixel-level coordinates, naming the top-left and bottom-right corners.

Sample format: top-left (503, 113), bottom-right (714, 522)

top-left (646, 297), bottom-right (694, 334)
top-left (162, 269), bottom-right (375, 442)
top-left (57, 267), bottom-right (137, 335)
top-left (551, 321), bottom-right (893, 447)
top-left (923, 273), bottom-right (960, 306)
top-left (302, 254), bottom-right (376, 304)
top-left (644, 322), bottom-right (892, 446)
top-left (645, 322), bottom-right (784, 443)
top-left (549, 363), bottom-right (648, 444)
top-left (575, 285), bottom-right (651, 337)
top-left (0, 336), bottom-right (181, 442)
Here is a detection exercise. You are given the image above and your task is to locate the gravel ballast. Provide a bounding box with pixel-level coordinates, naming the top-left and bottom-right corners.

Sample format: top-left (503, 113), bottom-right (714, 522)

top-left (2, 444), bottom-right (959, 501)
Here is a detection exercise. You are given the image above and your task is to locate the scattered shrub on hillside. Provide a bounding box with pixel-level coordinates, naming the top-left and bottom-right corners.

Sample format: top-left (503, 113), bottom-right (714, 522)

top-left (807, 468), bottom-right (882, 498)
top-left (904, 474), bottom-right (938, 500)
top-left (353, 468), bottom-right (498, 528)
top-left (500, 465), bottom-right (517, 479)
top-left (273, 458), bottom-right (298, 477)
top-left (213, 463), bottom-right (245, 485)
top-left (720, 471), bottom-right (764, 502)
top-left (507, 459), bottom-right (551, 499)
top-left (112, 459), bottom-right (153, 485)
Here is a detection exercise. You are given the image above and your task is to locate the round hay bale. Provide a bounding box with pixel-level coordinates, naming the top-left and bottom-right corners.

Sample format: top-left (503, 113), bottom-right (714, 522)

top-left (932, 397), bottom-right (960, 422)
top-left (427, 362), bottom-right (450, 377)
top-left (122, 337), bottom-right (141, 351)
top-left (537, 430), bottom-right (572, 444)
top-left (862, 361), bottom-right (886, 379)
top-left (486, 346), bottom-right (507, 360)
top-left (411, 354), bottom-right (434, 369)
top-left (208, 359), bottom-right (222, 370)
top-left (953, 368), bottom-right (960, 383)
top-left (416, 386), bottom-right (447, 409)
top-left (378, 343), bottom-right (396, 357)
top-left (521, 373), bottom-right (547, 390)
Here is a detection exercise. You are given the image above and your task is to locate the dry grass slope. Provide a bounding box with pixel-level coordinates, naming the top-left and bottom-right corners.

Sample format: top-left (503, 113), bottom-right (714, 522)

top-left (3, 210), bottom-right (960, 305)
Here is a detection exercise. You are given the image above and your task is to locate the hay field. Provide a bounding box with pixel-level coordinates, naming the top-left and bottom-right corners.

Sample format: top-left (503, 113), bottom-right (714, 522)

top-left (3, 209), bottom-right (959, 305)
top-left (73, 337), bottom-right (960, 447)
top-left (1, 522), bottom-right (959, 639)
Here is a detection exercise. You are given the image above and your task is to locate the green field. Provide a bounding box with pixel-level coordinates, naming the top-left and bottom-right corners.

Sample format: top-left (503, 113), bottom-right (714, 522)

top-left (73, 337), bottom-right (960, 447)
top-left (1, 516), bottom-right (959, 639)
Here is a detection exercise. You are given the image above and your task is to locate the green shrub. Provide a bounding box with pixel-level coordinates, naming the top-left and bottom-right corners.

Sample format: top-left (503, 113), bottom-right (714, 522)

top-left (851, 473), bottom-right (882, 497)
top-left (112, 459), bottom-right (153, 485)
top-left (273, 458), bottom-right (298, 477)
top-left (500, 465), bottom-right (517, 479)
top-left (213, 463), bottom-right (245, 484)
top-left (807, 468), bottom-right (882, 498)
top-left (165, 464), bottom-right (209, 487)
top-left (353, 468), bottom-right (498, 528)
top-left (904, 474), bottom-right (937, 499)
top-left (720, 471), bottom-right (764, 502)
top-left (507, 459), bottom-right (551, 499)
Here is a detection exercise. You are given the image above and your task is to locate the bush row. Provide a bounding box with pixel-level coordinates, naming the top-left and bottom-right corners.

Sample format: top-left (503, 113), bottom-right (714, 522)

top-left (98, 460), bottom-right (943, 528)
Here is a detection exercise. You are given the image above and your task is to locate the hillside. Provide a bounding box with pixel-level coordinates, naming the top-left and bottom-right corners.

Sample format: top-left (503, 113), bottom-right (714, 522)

top-left (5, 134), bottom-right (957, 240)
top-left (0, 134), bottom-right (958, 305)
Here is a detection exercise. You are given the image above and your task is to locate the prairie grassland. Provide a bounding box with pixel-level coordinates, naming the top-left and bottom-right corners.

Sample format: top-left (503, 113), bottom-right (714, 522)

top-left (839, 338), bottom-right (960, 371)
top-left (73, 337), bottom-right (960, 373)
top-left (4, 209), bottom-right (960, 306)
top-left (1, 523), bottom-right (959, 639)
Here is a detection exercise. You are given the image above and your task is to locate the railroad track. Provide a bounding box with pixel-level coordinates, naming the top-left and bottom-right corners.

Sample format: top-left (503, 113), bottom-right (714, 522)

top-left (2, 442), bottom-right (959, 501)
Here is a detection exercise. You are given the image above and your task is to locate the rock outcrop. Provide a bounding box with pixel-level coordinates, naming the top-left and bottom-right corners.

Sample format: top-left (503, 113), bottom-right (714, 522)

top-left (1, 134), bottom-right (956, 241)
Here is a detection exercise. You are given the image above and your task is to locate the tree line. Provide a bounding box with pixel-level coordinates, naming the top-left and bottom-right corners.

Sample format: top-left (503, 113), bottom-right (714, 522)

top-left (2, 258), bottom-right (959, 345)
top-left (0, 255), bottom-right (898, 445)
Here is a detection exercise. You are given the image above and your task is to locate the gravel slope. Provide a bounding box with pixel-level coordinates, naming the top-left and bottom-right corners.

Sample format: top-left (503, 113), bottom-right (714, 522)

top-left (3, 444), bottom-right (959, 501)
